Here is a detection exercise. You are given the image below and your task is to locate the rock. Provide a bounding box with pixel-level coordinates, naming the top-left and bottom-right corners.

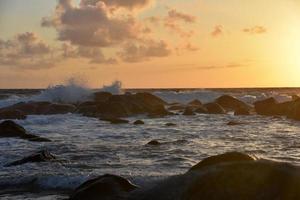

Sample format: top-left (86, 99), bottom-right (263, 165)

top-left (100, 117), bottom-right (129, 124)
top-left (0, 109), bottom-right (27, 120)
top-left (234, 107), bottom-right (250, 115)
top-left (148, 105), bottom-right (171, 117)
top-left (287, 99), bottom-right (300, 120)
top-left (146, 140), bottom-right (161, 146)
top-left (133, 120), bottom-right (144, 125)
top-left (227, 121), bottom-right (245, 126)
top-left (188, 99), bottom-right (202, 106)
top-left (182, 107), bottom-right (195, 116)
top-left (4, 150), bottom-right (56, 167)
top-left (69, 174), bottom-right (138, 200)
top-left (184, 160), bottom-right (300, 200)
top-left (168, 105), bottom-right (186, 111)
top-left (292, 94), bottom-right (300, 101)
top-left (165, 123), bottom-right (176, 126)
top-left (189, 152), bottom-right (256, 171)
top-left (0, 120), bottom-right (51, 142)
top-left (204, 103), bottom-right (226, 114)
top-left (194, 106), bottom-right (208, 114)
top-left (254, 97), bottom-right (278, 116)
top-left (215, 95), bottom-right (251, 111)
top-left (93, 91), bottom-right (112, 102)
top-left (0, 101), bottom-right (76, 115)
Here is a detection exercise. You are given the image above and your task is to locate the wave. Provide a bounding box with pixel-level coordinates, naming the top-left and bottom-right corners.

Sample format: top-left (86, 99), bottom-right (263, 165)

top-left (0, 79), bottom-right (123, 108)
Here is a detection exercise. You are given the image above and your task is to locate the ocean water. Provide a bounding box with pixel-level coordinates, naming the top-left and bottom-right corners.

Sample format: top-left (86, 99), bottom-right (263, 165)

top-left (1, 85), bottom-right (300, 199)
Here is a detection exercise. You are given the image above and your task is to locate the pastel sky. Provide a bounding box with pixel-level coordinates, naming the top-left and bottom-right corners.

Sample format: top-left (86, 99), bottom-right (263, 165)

top-left (0, 0), bottom-right (300, 88)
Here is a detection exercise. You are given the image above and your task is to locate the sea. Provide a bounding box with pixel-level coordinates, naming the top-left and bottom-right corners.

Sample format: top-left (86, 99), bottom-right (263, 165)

top-left (1, 83), bottom-right (300, 199)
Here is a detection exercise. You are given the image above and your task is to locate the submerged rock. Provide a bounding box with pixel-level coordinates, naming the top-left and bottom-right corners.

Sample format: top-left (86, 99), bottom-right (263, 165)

top-left (182, 107), bottom-right (195, 116)
top-left (146, 140), bottom-right (161, 146)
top-left (204, 103), bottom-right (226, 114)
top-left (69, 174), bottom-right (138, 200)
top-left (5, 150), bottom-right (56, 167)
top-left (165, 122), bottom-right (176, 126)
top-left (133, 120), bottom-right (145, 125)
top-left (0, 120), bottom-right (51, 142)
top-left (227, 121), bottom-right (246, 126)
top-left (0, 109), bottom-right (27, 120)
top-left (100, 117), bottom-right (129, 124)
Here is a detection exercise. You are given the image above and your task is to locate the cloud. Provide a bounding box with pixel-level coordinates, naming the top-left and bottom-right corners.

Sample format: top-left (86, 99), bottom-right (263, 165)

top-left (42, 0), bottom-right (143, 47)
top-left (211, 25), bottom-right (223, 37)
top-left (118, 40), bottom-right (171, 62)
top-left (163, 9), bottom-right (197, 38)
top-left (80, 0), bottom-right (154, 10)
top-left (197, 63), bottom-right (246, 70)
top-left (0, 32), bottom-right (58, 69)
top-left (243, 26), bottom-right (267, 34)
top-left (167, 9), bottom-right (196, 23)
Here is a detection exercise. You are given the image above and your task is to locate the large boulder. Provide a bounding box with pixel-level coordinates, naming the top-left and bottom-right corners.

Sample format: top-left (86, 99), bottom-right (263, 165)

top-left (0, 101), bottom-right (76, 115)
top-left (215, 95), bottom-right (251, 112)
top-left (182, 107), bottom-right (195, 116)
top-left (189, 152), bottom-right (256, 171)
top-left (234, 107), bottom-right (250, 115)
top-left (204, 103), bottom-right (226, 114)
top-left (0, 120), bottom-right (51, 142)
top-left (69, 174), bottom-right (138, 200)
top-left (188, 100), bottom-right (202, 107)
top-left (4, 150), bottom-right (56, 167)
top-left (286, 99), bottom-right (300, 120)
top-left (0, 109), bottom-right (27, 120)
top-left (254, 97), bottom-right (296, 116)
top-left (93, 91), bottom-right (112, 102)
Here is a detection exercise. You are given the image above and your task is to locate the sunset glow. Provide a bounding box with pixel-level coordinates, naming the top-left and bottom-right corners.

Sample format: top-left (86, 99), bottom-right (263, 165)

top-left (0, 0), bottom-right (300, 88)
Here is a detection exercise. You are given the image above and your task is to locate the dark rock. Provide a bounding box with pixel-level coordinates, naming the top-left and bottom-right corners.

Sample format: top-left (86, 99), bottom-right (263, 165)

top-left (292, 95), bottom-right (300, 101)
top-left (0, 109), bottom-right (27, 120)
top-left (0, 120), bottom-right (51, 142)
top-left (165, 123), bottom-right (176, 126)
top-left (215, 95), bottom-right (251, 111)
top-left (182, 107), bottom-right (195, 116)
top-left (287, 99), bottom-right (300, 120)
top-left (184, 160), bottom-right (300, 200)
top-left (146, 140), bottom-right (161, 145)
top-left (93, 91), bottom-right (112, 102)
top-left (204, 103), bottom-right (226, 114)
top-left (5, 150), bottom-right (56, 167)
top-left (148, 105), bottom-right (171, 117)
top-left (168, 105), bottom-right (185, 111)
top-left (234, 107), bottom-right (250, 115)
top-left (254, 97), bottom-right (278, 116)
top-left (133, 120), bottom-right (144, 125)
top-left (100, 117), bottom-right (129, 124)
top-left (227, 121), bottom-right (245, 126)
top-left (69, 174), bottom-right (138, 200)
top-left (194, 106), bottom-right (208, 114)
top-left (0, 101), bottom-right (76, 115)
top-left (188, 99), bottom-right (202, 106)
top-left (189, 152), bottom-right (256, 171)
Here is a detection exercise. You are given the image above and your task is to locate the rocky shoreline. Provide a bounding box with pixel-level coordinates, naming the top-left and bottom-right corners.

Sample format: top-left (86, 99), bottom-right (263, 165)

top-left (1, 92), bottom-right (300, 199)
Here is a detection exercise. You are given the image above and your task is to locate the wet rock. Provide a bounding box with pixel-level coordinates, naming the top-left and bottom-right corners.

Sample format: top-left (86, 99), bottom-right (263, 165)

top-left (254, 97), bottom-right (278, 116)
top-left (165, 123), bottom-right (176, 126)
top-left (5, 150), bottom-right (56, 167)
top-left (100, 117), bottom-right (129, 124)
top-left (234, 107), bottom-right (250, 115)
top-left (168, 105), bottom-right (186, 111)
top-left (0, 109), bottom-right (27, 120)
top-left (182, 107), bottom-right (195, 116)
top-left (189, 152), bottom-right (256, 171)
top-left (287, 99), bottom-right (300, 120)
top-left (194, 106), bottom-right (208, 114)
top-left (93, 91), bottom-right (112, 102)
top-left (204, 103), bottom-right (226, 114)
top-left (292, 95), bottom-right (300, 101)
top-left (148, 105), bottom-right (171, 118)
top-left (69, 174), bottom-right (138, 200)
top-left (146, 140), bottom-right (161, 146)
top-left (0, 120), bottom-right (51, 142)
top-left (188, 99), bottom-right (202, 106)
top-left (215, 95), bottom-right (251, 111)
top-left (184, 160), bottom-right (300, 200)
top-left (227, 121), bottom-right (245, 126)
top-left (133, 120), bottom-right (144, 125)
top-left (0, 101), bottom-right (76, 115)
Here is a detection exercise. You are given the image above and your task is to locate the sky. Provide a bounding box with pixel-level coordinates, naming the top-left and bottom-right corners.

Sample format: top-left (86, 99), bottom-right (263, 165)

top-left (0, 0), bottom-right (300, 88)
